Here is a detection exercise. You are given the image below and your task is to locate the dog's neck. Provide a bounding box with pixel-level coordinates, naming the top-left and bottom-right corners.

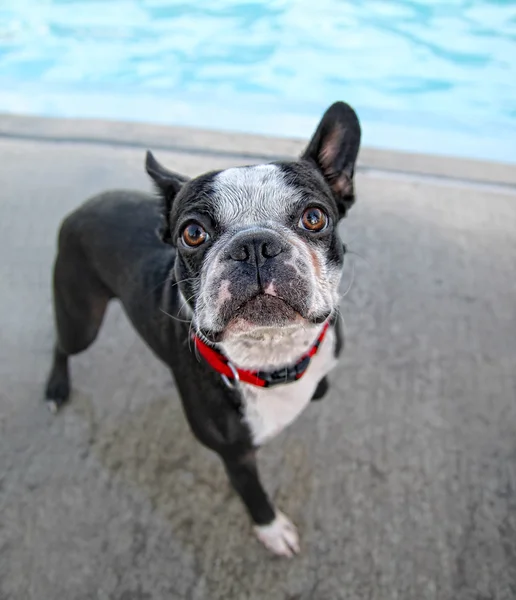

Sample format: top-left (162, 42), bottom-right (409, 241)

top-left (218, 322), bottom-right (324, 371)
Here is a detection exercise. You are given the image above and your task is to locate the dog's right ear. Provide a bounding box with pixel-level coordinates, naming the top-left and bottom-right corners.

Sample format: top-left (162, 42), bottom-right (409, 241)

top-left (145, 151), bottom-right (188, 243)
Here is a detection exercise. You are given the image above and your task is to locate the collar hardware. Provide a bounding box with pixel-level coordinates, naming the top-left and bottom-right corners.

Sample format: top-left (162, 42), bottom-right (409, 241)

top-left (193, 321), bottom-right (329, 389)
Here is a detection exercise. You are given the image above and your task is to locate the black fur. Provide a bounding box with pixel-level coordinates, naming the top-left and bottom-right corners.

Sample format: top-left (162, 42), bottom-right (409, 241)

top-left (45, 102), bottom-right (361, 540)
top-left (301, 101), bottom-right (361, 217)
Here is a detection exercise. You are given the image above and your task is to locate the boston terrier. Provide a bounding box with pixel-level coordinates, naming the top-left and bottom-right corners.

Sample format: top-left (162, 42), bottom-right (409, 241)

top-left (44, 102), bottom-right (361, 557)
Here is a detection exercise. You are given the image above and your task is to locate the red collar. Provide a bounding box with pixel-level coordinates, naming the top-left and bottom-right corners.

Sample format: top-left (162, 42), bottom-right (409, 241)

top-left (193, 322), bottom-right (330, 388)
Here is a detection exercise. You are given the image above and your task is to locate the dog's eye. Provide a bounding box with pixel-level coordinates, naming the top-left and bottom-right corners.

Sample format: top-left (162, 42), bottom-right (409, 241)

top-left (182, 222), bottom-right (208, 247)
top-left (299, 207), bottom-right (328, 232)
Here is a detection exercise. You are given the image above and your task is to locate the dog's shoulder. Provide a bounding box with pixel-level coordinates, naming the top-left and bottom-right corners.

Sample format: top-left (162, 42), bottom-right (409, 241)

top-left (59, 189), bottom-right (162, 244)
top-left (66, 189), bottom-right (159, 223)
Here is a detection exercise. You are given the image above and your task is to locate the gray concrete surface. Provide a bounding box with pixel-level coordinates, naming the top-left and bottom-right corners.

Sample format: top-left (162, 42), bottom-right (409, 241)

top-left (1, 117), bottom-right (516, 600)
top-left (2, 112), bottom-right (516, 186)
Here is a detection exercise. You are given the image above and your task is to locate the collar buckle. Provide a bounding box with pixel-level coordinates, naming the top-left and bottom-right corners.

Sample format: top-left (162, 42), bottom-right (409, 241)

top-left (221, 361), bottom-right (241, 390)
top-left (256, 354), bottom-right (312, 387)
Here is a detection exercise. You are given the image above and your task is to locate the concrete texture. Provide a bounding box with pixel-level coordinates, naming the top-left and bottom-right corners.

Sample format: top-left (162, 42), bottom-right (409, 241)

top-left (1, 116), bottom-right (516, 600)
top-left (2, 112), bottom-right (516, 186)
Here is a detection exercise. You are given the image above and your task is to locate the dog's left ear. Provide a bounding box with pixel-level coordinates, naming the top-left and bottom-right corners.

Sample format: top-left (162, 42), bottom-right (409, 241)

top-left (301, 102), bottom-right (361, 217)
top-left (145, 151), bottom-right (188, 243)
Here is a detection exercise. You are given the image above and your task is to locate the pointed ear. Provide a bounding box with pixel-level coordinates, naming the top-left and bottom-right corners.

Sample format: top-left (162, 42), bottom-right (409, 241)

top-left (301, 102), bottom-right (361, 217)
top-left (145, 151), bottom-right (188, 243)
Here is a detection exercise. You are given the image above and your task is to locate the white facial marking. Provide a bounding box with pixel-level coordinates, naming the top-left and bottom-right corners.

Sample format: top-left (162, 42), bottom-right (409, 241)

top-left (240, 326), bottom-right (337, 446)
top-left (216, 279), bottom-right (232, 308)
top-left (264, 281), bottom-right (277, 296)
top-left (254, 511), bottom-right (300, 557)
top-left (221, 321), bottom-right (321, 370)
top-left (212, 165), bottom-right (300, 226)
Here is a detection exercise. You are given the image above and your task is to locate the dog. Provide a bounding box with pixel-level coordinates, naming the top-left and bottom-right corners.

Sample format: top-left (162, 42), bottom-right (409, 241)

top-left (44, 101), bottom-right (361, 557)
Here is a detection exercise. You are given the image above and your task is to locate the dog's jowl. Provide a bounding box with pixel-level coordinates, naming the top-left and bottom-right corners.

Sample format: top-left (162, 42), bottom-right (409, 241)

top-left (45, 102), bottom-right (361, 557)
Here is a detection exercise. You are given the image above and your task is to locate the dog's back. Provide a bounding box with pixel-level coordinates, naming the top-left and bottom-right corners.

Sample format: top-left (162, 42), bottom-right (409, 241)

top-left (58, 190), bottom-right (173, 299)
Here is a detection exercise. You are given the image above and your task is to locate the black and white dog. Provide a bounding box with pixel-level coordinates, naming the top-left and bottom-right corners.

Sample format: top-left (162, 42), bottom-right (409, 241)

top-left (45, 102), bottom-right (361, 557)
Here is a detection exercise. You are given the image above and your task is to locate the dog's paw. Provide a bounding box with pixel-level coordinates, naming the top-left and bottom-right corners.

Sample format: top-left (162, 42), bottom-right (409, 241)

top-left (45, 370), bottom-right (70, 413)
top-left (254, 511), bottom-right (300, 557)
top-left (311, 376), bottom-right (329, 401)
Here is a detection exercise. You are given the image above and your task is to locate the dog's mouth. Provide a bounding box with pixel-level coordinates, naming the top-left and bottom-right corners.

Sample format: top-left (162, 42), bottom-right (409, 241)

top-left (203, 294), bottom-right (301, 342)
top-left (200, 294), bottom-right (331, 343)
top-left (234, 294), bottom-right (299, 325)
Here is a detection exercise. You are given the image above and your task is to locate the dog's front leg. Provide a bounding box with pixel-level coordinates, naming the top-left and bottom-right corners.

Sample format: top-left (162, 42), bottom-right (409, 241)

top-left (222, 450), bottom-right (300, 557)
top-left (311, 376), bottom-right (329, 401)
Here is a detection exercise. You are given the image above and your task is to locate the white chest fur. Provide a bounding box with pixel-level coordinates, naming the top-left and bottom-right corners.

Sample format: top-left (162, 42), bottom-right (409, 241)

top-left (240, 327), bottom-right (337, 446)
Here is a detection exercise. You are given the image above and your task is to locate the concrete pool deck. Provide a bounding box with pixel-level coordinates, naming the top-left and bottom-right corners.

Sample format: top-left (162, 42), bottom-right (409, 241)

top-left (1, 114), bottom-right (515, 600)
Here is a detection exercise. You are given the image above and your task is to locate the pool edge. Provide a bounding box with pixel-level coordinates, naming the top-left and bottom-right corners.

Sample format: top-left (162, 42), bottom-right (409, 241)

top-left (1, 112), bottom-right (515, 187)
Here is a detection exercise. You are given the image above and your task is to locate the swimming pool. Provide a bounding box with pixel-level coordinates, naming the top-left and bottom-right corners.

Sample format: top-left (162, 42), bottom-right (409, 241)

top-left (1, 1), bottom-right (515, 162)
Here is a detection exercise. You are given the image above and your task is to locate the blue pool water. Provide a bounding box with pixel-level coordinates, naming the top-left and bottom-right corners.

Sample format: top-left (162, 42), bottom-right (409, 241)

top-left (1, 1), bottom-right (515, 162)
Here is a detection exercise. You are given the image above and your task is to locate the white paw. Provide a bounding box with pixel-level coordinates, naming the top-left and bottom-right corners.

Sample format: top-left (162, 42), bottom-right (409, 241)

top-left (46, 400), bottom-right (58, 415)
top-left (254, 511), bottom-right (300, 557)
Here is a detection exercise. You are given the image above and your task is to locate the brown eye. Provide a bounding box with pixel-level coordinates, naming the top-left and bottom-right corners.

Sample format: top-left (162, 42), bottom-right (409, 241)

top-left (299, 207), bottom-right (328, 232)
top-left (182, 222), bottom-right (208, 247)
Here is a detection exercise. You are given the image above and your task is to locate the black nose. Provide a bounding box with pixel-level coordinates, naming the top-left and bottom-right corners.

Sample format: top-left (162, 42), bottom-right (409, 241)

top-left (227, 231), bottom-right (286, 265)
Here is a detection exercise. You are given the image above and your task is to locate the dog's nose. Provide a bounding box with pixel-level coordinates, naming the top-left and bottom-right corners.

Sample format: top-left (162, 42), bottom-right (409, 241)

top-left (227, 231), bottom-right (286, 265)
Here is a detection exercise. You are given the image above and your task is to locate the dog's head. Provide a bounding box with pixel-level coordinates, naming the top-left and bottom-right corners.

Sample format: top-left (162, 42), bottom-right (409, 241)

top-left (146, 102), bottom-right (361, 368)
